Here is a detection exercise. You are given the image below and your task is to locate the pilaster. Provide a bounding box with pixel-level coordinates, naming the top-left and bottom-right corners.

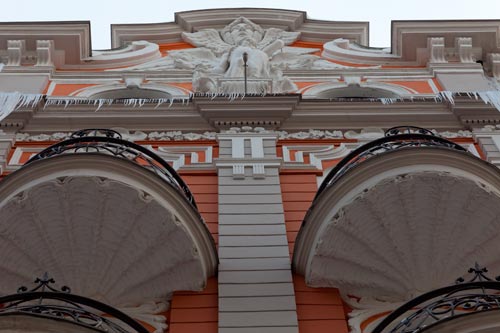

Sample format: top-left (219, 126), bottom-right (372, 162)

top-left (0, 131), bottom-right (15, 175)
top-left (215, 130), bottom-right (299, 333)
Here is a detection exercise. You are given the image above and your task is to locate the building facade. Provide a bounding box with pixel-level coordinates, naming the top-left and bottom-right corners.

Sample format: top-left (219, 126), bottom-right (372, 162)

top-left (1, 8), bottom-right (500, 333)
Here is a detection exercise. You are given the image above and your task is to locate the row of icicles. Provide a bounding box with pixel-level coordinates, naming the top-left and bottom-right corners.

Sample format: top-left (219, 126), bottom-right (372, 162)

top-left (2, 91), bottom-right (500, 122)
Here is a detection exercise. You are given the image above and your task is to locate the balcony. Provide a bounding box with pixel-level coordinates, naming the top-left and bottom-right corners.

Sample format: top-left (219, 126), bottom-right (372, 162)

top-left (0, 273), bottom-right (150, 333)
top-left (315, 126), bottom-right (466, 199)
top-left (293, 126), bottom-right (500, 330)
top-left (26, 128), bottom-right (197, 208)
top-left (0, 129), bottom-right (218, 331)
top-left (373, 264), bottom-right (500, 333)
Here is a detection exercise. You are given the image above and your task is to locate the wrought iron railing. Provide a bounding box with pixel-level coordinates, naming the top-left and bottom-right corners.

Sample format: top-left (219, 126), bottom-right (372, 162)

top-left (315, 126), bottom-right (467, 199)
top-left (26, 128), bottom-right (197, 208)
top-left (372, 264), bottom-right (500, 333)
top-left (0, 273), bottom-right (149, 333)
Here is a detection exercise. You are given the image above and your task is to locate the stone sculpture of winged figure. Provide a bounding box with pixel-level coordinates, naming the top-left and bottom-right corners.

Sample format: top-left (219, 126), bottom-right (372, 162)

top-left (126, 17), bottom-right (347, 94)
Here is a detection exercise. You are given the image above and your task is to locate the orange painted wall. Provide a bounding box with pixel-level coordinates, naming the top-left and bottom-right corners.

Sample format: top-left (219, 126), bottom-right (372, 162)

top-left (169, 277), bottom-right (218, 333)
top-left (280, 173), bottom-right (318, 256)
top-left (180, 172), bottom-right (218, 245)
top-left (168, 171), bottom-right (219, 332)
top-left (50, 84), bottom-right (96, 96)
top-left (294, 275), bottom-right (349, 333)
top-left (381, 80), bottom-right (435, 94)
top-left (280, 171), bottom-right (350, 332)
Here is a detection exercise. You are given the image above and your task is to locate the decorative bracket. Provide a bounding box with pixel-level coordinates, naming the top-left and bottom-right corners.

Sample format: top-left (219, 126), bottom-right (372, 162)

top-left (490, 53), bottom-right (500, 79)
top-left (456, 37), bottom-right (474, 63)
top-left (35, 40), bottom-right (55, 67)
top-left (6, 40), bottom-right (25, 66)
top-left (427, 37), bottom-right (447, 63)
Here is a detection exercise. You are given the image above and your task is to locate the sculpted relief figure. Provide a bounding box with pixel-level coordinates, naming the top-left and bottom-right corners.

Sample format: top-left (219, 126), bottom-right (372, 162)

top-left (125, 17), bottom-right (349, 94)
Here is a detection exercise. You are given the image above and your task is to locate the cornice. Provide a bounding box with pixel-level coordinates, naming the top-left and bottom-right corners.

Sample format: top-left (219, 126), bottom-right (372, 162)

top-left (391, 20), bottom-right (500, 62)
top-left (111, 8), bottom-right (368, 48)
top-left (0, 21), bottom-right (91, 64)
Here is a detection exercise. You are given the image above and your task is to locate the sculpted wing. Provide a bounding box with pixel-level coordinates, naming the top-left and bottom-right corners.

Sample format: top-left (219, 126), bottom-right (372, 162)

top-left (257, 28), bottom-right (300, 49)
top-left (113, 48), bottom-right (221, 71)
top-left (181, 29), bottom-right (232, 56)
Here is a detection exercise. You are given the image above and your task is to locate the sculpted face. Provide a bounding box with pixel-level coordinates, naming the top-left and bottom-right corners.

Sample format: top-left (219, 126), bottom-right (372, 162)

top-left (230, 23), bottom-right (256, 46)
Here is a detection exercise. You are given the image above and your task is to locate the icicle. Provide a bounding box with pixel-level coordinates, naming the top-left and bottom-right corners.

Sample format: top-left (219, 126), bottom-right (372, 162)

top-left (0, 93), bottom-right (42, 121)
top-left (439, 91), bottom-right (455, 105)
top-left (95, 99), bottom-right (106, 112)
top-left (155, 99), bottom-right (164, 109)
top-left (479, 91), bottom-right (500, 112)
top-left (379, 98), bottom-right (399, 105)
top-left (0, 92), bottom-right (20, 121)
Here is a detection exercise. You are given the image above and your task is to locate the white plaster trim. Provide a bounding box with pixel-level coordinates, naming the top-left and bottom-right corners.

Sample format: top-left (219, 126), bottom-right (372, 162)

top-left (231, 138), bottom-right (245, 158)
top-left (250, 137), bottom-right (264, 158)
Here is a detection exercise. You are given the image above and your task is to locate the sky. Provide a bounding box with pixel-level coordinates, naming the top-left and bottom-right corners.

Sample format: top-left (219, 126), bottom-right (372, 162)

top-left (1, 0), bottom-right (499, 49)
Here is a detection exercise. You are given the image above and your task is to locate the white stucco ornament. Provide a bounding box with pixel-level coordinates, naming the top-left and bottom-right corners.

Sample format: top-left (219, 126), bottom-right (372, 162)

top-left (127, 17), bottom-right (348, 94)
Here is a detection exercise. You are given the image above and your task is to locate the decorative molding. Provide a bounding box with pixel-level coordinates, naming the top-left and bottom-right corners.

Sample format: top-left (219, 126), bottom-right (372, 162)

top-left (344, 128), bottom-right (384, 140)
top-left (8, 146), bottom-right (41, 168)
top-left (277, 129), bottom-right (344, 140)
top-left (155, 145), bottom-right (213, 170)
top-left (322, 38), bottom-right (397, 65)
top-left (13, 127), bottom-right (473, 143)
top-left (85, 41), bottom-right (161, 69)
top-left (118, 301), bottom-right (169, 333)
top-left (342, 295), bottom-right (402, 333)
top-left (282, 144), bottom-right (351, 170)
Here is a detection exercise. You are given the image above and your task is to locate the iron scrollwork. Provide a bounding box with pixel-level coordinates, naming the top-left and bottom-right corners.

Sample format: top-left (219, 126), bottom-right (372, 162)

top-left (372, 264), bottom-right (500, 333)
top-left (0, 273), bottom-right (149, 333)
top-left (25, 128), bottom-right (197, 208)
top-left (315, 126), bottom-right (466, 199)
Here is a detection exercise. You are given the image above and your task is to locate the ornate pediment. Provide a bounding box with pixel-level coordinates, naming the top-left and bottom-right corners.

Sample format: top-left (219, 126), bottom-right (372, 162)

top-left (123, 17), bottom-right (349, 94)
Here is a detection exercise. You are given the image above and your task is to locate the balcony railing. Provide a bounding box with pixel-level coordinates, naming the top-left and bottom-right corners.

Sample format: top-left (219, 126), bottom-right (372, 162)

top-left (0, 273), bottom-right (149, 333)
top-left (372, 264), bottom-right (500, 333)
top-left (26, 128), bottom-right (197, 208)
top-left (315, 126), bottom-right (467, 199)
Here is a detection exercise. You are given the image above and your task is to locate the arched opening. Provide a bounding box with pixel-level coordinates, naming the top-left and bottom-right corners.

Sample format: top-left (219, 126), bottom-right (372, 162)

top-left (90, 87), bottom-right (173, 99)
